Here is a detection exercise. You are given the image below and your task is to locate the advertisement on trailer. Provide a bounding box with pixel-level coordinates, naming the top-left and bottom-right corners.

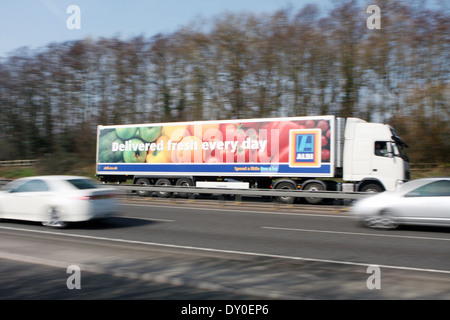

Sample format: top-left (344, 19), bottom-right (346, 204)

top-left (96, 116), bottom-right (334, 177)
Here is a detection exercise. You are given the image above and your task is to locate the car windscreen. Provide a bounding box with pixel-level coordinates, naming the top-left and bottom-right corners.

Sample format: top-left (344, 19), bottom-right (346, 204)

top-left (66, 179), bottom-right (99, 190)
top-left (1, 180), bottom-right (22, 191)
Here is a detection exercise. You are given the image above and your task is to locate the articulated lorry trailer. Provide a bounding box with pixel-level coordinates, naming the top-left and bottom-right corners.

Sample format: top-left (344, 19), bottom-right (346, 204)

top-left (96, 115), bottom-right (410, 204)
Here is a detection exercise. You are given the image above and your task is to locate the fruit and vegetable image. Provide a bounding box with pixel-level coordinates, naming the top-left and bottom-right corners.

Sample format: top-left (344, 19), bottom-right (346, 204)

top-left (98, 129), bottom-right (125, 163)
top-left (97, 119), bottom-right (331, 164)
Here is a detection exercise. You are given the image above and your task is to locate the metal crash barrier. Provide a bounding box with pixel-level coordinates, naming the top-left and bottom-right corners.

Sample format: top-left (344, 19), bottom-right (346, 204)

top-left (110, 184), bottom-right (370, 205)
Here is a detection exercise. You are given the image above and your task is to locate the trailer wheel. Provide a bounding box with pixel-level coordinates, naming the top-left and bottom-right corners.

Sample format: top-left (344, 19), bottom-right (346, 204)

top-left (303, 182), bottom-right (325, 205)
top-left (274, 182), bottom-right (296, 204)
top-left (155, 178), bottom-right (172, 198)
top-left (175, 178), bottom-right (193, 198)
top-left (135, 178), bottom-right (152, 197)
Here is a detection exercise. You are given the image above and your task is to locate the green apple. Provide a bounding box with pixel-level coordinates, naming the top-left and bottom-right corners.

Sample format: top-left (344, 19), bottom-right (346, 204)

top-left (115, 127), bottom-right (138, 140)
top-left (123, 138), bottom-right (147, 163)
top-left (139, 126), bottom-right (162, 142)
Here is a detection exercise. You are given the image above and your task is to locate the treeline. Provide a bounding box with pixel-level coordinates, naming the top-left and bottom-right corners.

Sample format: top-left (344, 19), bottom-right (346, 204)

top-left (0, 0), bottom-right (448, 166)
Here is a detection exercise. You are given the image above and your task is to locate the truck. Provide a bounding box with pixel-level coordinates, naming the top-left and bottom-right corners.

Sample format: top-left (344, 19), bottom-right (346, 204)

top-left (96, 115), bottom-right (410, 204)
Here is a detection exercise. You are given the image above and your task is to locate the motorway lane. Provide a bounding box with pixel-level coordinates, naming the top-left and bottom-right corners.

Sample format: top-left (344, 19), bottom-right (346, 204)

top-left (1, 197), bottom-right (449, 272)
top-left (114, 199), bottom-right (450, 272)
top-left (0, 198), bottom-right (449, 299)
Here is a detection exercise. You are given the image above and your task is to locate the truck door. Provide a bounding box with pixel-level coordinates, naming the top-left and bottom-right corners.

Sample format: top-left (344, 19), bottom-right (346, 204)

top-left (371, 141), bottom-right (398, 187)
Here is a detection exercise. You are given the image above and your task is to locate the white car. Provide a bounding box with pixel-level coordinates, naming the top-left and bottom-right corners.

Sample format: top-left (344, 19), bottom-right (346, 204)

top-left (351, 177), bottom-right (450, 229)
top-left (0, 175), bottom-right (119, 228)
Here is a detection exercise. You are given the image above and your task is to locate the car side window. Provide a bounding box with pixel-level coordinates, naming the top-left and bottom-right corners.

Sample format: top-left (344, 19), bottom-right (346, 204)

top-left (405, 180), bottom-right (450, 197)
top-left (13, 179), bottom-right (50, 193)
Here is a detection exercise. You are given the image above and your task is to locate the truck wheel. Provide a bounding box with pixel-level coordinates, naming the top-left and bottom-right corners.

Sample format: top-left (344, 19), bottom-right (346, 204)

top-left (155, 178), bottom-right (172, 198)
top-left (135, 178), bottom-right (151, 197)
top-left (274, 182), bottom-right (296, 204)
top-left (175, 178), bottom-right (193, 198)
top-left (303, 182), bottom-right (325, 205)
top-left (360, 183), bottom-right (383, 193)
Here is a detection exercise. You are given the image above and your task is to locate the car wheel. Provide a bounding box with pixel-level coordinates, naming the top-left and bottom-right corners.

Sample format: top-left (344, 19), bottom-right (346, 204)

top-left (365, 209), bottom-right (398, 229)
top-left (42, 207), bottom-right (67, 228)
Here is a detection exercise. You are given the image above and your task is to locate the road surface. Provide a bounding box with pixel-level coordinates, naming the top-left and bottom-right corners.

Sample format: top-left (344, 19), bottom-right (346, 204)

top-left (0, 197), bottom-right (449, 302)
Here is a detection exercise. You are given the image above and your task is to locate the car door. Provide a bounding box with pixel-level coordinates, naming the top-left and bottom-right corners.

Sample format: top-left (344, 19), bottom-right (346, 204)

top-left (399, 180), bottom-right (450, 224)
top-left (1, 179), bottom-right (52, 221)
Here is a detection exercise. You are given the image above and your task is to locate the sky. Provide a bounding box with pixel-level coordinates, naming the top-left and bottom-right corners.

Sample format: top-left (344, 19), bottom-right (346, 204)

top-left (0, 0), bottom-right (335, 58)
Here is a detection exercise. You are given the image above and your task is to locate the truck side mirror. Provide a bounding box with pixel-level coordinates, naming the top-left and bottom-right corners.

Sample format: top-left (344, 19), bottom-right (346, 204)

top-left (386, 143), bottom-right (394, 158)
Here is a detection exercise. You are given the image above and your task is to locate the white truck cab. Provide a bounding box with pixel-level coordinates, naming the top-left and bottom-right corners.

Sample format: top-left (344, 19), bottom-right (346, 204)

top-left (342, 118), bottom-right (410, 192)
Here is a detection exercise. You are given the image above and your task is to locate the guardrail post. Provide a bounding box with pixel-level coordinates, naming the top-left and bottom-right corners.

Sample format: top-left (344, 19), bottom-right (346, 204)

top-left (218, 194), bottom-right (225, 206)
top-left (272, 197), bottom-right (280, 209)
top-left (169, 190), bottom-right (177, 203)
top-left (343, 198), bottom-right (353, 206)
top-left (188, 191), bottom-right (195, 202)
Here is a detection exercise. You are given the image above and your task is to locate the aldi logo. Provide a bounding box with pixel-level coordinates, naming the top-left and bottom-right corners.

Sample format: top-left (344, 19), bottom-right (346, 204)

top-left (289, 129), bottom-right (321, 167)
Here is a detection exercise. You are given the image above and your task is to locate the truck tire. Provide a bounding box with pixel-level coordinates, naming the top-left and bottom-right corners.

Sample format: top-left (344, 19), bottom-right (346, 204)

top-left (155, 178), bottom-right (172, 198)
top-left (360, 183), bottom-right (383, 193)
top-left (135, 178), bottom-right (151, 197)
top-left (274, 182), bottom-right (296, 204)
top-left (175, 178), bottom-right (193, 198)
top-left (303, 182), bottom-right (325, 205)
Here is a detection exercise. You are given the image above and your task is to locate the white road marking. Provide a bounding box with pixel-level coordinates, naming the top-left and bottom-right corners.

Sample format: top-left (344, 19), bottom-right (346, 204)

top-left (118, 215), bottom-right (175, 222)
top-left (262, 226), bottom-right (450, 242)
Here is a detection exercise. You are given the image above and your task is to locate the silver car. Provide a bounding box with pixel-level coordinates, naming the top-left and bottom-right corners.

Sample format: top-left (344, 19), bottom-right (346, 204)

top-left (351, 177), bottom-right (450, 229)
